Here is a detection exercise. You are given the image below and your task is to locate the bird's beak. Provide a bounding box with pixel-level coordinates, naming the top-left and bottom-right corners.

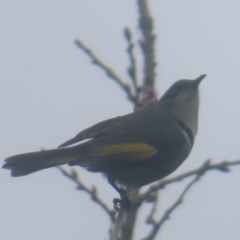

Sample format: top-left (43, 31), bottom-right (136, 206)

top-left (194, 74), bottom-right (207, 86)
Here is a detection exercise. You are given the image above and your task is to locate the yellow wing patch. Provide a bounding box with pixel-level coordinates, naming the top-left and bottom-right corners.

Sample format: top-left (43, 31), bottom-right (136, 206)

top-left (90, 143), bottom-right (157, 161)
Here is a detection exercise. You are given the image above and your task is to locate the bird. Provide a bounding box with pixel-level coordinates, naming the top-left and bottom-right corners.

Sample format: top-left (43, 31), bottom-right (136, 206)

top-left (3, 74), bottom-right (205, 209)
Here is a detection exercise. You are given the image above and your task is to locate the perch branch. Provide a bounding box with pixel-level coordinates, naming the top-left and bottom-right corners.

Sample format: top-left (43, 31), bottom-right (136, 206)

top-left (110, 206), bottom-right (126, 240)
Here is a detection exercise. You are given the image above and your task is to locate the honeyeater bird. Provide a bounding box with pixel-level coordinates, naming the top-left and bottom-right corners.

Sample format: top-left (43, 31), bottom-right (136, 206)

top-left (3, 74), bottom-right (205, 200)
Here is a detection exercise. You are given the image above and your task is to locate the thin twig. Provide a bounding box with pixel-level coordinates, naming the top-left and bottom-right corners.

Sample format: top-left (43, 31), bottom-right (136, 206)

top-left (124, 27), bottom-right (139, 98)
top-left (141, 159), bottom-right (240, 201)
top-left (138, 0), bottom-right (157, 95)
top-left (145, 192), bottom-right (159, 225)
top-left (75, 39), bottom-right (137, 105)
top-left (57, 166), bottom-right (115, 222)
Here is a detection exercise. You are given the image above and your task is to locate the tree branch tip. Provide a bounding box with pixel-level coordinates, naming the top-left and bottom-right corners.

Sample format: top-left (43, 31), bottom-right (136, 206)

top-left (74, 39), bottom-right (82, 48)
top-left (219, 166), bottom-right (231, 172)
top-left (202, 159), bottom-right (211, 168)
top-left (74, 38), bottom-right (81, 44)
top-left (124, 27), bottom-right (132, 40)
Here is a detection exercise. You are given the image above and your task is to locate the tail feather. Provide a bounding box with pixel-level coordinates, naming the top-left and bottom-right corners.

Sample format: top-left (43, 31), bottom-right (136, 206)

top-left (3, 147), bottom-right (83, 177)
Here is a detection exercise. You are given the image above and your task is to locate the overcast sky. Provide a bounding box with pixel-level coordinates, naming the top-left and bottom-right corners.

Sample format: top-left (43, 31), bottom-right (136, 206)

top-left (1, 1), bottom-right (240, 240)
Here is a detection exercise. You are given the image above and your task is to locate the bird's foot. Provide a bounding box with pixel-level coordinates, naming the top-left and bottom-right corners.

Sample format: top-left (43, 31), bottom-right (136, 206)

top-left (108, 181), bottom-right (132, 211)
top-left (113, 194), bottom-right (132, 212)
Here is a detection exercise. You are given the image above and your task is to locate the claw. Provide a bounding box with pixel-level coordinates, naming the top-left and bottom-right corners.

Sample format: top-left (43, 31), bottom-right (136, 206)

top-left (113, 196), bottom-right (132, 212)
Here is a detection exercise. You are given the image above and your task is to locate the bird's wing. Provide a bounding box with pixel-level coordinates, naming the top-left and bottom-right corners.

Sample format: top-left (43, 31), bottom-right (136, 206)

top-left (58, 115), bottom-right (123, 148)
top-left (88, 142), bottom-right (157, 161)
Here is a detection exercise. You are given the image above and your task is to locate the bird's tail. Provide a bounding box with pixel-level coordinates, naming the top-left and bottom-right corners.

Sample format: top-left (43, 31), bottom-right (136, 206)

top-left (2, 146), bottom-right (83, 177)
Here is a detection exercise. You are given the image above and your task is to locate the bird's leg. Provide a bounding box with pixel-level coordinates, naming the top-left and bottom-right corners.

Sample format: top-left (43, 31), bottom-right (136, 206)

top-left (108, 180), bottom-right (132, 212)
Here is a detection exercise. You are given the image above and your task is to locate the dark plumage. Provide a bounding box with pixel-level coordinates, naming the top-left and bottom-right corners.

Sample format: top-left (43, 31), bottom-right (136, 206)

top-left (3, 75), bottom-right (206, 193)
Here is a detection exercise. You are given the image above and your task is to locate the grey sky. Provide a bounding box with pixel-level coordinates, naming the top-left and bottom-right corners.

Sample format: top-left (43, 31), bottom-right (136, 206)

top-left (1, 1), bottom-right (240, 239)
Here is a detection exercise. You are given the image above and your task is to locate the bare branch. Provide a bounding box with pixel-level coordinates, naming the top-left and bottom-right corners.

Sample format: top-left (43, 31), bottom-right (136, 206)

top-left (138, 0), bottom-right (157, 95)
top-left (145, 192), bottom-right (159, 225)
top-left (57, 166), bottom-right (115, 222)
top-left (120, 190), bottom-right (141, 240)
top-left (110, 206), bottom-right (125, 240)
top-left (142, 171), bottom-right (203, 240)
top-left (75, 39), bottom-right (137, 105)
top-left (141, 159), bottom-right (240, 201)
top-left (124, 27), bottom-right (139, 98)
